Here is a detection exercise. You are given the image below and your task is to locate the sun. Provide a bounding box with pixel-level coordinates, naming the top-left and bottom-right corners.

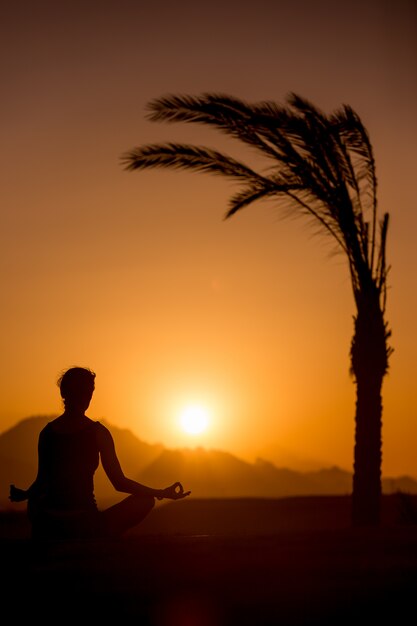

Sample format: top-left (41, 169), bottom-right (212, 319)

top-left (180, 405), bottom-right (210, 435)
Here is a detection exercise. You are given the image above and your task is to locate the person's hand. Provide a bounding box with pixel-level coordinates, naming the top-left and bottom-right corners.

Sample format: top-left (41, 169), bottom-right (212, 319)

top-left (9, 484), bottom-right (28, 502)
top-left (160, 482), bottom-right (191, 500)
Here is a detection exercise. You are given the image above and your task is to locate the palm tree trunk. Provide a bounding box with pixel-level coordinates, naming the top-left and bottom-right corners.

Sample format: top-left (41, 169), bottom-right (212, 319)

top-left (351, 288), bottom-right (388, 526)
top-left (352, 375), bottom-right (383, 526)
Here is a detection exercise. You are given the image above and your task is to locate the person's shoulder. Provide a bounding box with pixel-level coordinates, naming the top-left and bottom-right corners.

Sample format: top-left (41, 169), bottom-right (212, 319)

top-left (46, 416), bottom-right (60, 426)
top-left (93, 421), bottom-right (114, 442)
top-left (39, 418), bottom-right (57, 435)
top-left (93, 420), bottom-right (110, 433)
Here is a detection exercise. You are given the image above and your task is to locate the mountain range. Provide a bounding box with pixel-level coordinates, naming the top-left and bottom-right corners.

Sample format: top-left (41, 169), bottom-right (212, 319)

top-left (1, 415), bottom-right (416, 508)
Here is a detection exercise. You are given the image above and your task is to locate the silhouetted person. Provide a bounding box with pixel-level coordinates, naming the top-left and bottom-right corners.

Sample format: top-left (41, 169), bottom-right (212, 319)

top-left (9, 366), bottom-right (191, 540)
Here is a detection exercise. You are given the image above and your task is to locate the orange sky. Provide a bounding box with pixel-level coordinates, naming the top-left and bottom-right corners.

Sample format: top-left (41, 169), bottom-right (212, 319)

top-left (1, 0), bottom-right (416, 477)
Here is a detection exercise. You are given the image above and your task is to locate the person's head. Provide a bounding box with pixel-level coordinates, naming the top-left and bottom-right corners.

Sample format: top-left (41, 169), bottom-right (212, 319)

top-left (57, 367), bottom-right (96, 412)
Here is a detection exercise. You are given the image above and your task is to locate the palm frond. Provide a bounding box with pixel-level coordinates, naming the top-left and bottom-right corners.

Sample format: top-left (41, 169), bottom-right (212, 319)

top-left (146, 93), bottom-right (362, 231)
top-left (330, 105), bottom-right (378, 268)
top-left (375, 213), bottom-right (390, 307)
top-left (225, 186), bottom-right (278, 218)
top-left (147, 92), bottom-right (254, 126)
top-left (147, 93), bottom-right (291, 162)
top-left (125, 91), bottom-right (385, 296)
top-left (121, 143), bottom-right (268, 183)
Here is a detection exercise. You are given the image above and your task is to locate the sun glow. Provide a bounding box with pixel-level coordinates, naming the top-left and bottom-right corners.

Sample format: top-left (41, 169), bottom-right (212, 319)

top-left (180, 405), bottom-right (210, 435)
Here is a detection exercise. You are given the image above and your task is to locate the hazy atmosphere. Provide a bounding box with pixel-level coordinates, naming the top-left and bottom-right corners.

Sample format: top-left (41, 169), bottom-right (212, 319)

top-left (1, 0), bottom-right (416, 478)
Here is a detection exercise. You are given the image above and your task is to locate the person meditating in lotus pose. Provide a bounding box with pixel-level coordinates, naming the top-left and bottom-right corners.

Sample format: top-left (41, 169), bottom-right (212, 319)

top-left (9, 366), bottom-right (191, 540)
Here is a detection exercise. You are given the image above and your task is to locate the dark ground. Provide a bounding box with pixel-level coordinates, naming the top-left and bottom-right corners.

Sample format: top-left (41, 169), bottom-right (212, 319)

top-left (2, 495), bottom-right (417, 626)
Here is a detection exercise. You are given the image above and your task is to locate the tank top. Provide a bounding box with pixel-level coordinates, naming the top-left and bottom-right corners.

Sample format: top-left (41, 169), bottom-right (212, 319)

top-left (38, 420), bottom-right (101, 511)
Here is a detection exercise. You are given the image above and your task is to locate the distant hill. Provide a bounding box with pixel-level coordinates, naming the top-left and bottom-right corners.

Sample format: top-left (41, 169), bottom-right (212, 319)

top-left (1, 416), bottom-right (416, 508)
top-left (137, 448), bottom-right (417, 498)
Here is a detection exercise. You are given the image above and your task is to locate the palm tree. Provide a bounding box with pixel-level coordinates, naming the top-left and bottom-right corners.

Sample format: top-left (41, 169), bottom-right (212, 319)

top-left (121, 92), bottom-right (392, 526)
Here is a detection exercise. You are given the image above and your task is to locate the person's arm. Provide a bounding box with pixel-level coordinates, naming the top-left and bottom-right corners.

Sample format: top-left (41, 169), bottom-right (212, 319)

top-left (9, 429), bottom-right (48, 503)
top-left (9, 475), bottom-right (43, 502)
top-left (97, 424), bottom-right (191, 500)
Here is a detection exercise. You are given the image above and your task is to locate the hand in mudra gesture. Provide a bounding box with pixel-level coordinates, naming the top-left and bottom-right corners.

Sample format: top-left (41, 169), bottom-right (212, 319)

top-left (9, 484), bottom-right (28, 503)
top-left (159, 482), bottom-right (191, 500)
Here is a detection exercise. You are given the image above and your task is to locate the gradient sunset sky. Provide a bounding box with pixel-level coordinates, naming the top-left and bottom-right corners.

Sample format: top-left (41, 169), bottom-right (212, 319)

top-left (1, 0), bottom-right (416, 477)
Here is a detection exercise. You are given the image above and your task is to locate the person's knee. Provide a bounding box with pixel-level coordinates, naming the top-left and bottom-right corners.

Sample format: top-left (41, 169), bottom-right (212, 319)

top-left (131, 494), bottom-right (155, 513)
top-left (143, 494), bottom-right (155, 512)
